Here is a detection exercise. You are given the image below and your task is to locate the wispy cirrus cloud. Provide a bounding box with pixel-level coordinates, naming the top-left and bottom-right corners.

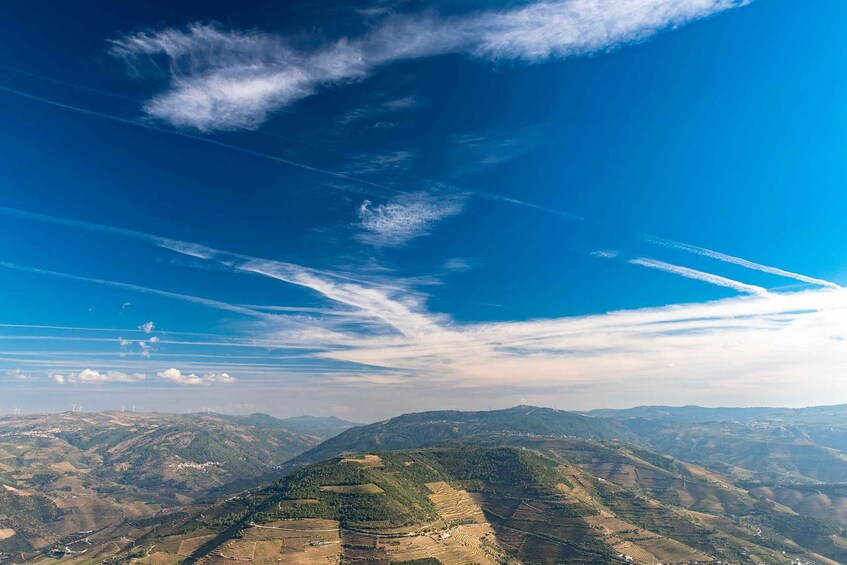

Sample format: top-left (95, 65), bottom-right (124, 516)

top-left (10, 206), bottom-right (847, 409)
top-left (109, 0), bottom-right (749, 131)
top-left (343, 150), bottom-right (416, 176)
top-left (338, 95), bottom-right (420, 127)
top-left (181, 234), bottom-right (847, 407)
top-left (447, 126), bottom-right (544, 177)
top-left (443, 257), bottom-right (475, 272)
top-left (357, 192), bottom-right (464, 246)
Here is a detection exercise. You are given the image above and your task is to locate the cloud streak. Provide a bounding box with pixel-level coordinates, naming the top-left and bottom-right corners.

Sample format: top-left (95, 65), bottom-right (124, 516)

top-left (629, 257), bottom-right (769, 296)
top-left (646, 235), bottom-right (841, 289)
top-left (110, 0), bottom-right (749, 131)
top-left (0, 261), bottom-right (271, 319)
top-left (10, 206), bottom-right (847, 410)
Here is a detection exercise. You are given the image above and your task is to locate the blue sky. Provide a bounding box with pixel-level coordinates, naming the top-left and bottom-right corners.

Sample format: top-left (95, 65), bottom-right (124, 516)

top-left (2, 0), bottom-right (847, 420)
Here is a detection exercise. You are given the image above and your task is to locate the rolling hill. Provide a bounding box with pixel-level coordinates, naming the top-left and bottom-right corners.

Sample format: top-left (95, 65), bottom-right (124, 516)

top-left (293, 406), bottom-right (636, 465)
top-left (4, 405), bottom-right (847, 564)
top-left (0, 411), bottom-right (354, 559)
top-left (121, 446), bottom-right (840, 565)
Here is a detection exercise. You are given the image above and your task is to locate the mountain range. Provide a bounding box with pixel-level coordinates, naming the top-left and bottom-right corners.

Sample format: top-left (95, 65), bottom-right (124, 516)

top-left (2, 405), bottom-right (846, 564)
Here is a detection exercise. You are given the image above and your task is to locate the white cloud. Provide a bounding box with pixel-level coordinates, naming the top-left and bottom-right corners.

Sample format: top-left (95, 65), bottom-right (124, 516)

top-left (52, 369), bottom-right (145, 385)
top-left (138, 340), bottom-right (152, 358)
top-left (110, 24), bottom-right (369, 131)
top-left (7, 369), bottom-right (35, 381)
top-left (157, 367), bottom-right (237, 385)
top-left (591, 249), bottom-right (619, 259)
top-left (343, 150), bottom-right (416, 176)
top-left (443, 257), bottom-right (474, 272)
top-left (163, 233), bottom-right (847, 409)
top-left (110, 1), bottom-right (749, 131)
top-left (138, 321), bottom-right (155, 333)
top-left (357, 192), bottom-right (463, 246)
top-left (338, 95), bottom-right (420, 126)
top-left (448, 127), bottom-right (544, 176)
top-left (15, 207), bottom-right (847, 409)
top-left (630, 257), bottom-right (769, 296)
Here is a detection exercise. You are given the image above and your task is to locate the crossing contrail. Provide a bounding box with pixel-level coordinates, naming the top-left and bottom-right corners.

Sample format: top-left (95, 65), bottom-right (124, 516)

top-left (645, 235), bottom-right (840, 289)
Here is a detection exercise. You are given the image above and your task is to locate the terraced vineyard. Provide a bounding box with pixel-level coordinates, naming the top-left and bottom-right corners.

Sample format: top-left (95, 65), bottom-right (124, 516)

top-left (4, 405), bottom-right (847, 564)
top-left (114, 446), bottom-right (836, 564)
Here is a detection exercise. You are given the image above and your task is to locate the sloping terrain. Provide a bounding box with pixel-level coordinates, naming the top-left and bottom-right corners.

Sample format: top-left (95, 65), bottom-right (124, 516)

top-left (4, 405), bottom-right (847, 564)
top-left (620, 419), bottom-right (847, 484)
top-left (0, 411), bottom-right (347, 560)
top-left (121, 447), bottom-right (835, 565)
top-left (588, 404), bottom-right (847, 424)
top-left (294, 406), bottom-right (635, 464)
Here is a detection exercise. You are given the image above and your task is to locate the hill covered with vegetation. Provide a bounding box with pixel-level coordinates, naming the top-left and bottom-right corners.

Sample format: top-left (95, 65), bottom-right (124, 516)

top-left (121, 445), bottom-right (843, 564)
top-left (0, 410), bottom-right (351, 559)
top-left (4, 405), bottom-right (847, 564)
top-left (294, 405), bottom-right (636, 465)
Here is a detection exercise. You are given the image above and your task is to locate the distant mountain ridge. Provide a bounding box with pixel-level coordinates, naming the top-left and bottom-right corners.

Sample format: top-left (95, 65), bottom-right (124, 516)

top-left (0, 410), bottom-right (348, 558)
top-left (293, 405), bottom-right (635, 464)
top-left (5, 405), bottom-right (847, 564)
top-left (587, 403), bottom-right (847, 423)
top-left (220, 412), bottom-right (359, 437)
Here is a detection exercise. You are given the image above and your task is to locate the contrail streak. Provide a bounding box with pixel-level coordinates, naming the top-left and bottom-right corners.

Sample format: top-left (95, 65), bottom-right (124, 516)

top-left (0, 261), bottom-right (270, 319)
top-left (0, 65), bottom-right (141, 102)
top-left (0, 85), bottom-right (402, 195)
top-left (0, 83), bottom-right (583, 221)
top-left (0, 205), bottom-right (428, 294)
top-left (630, 257), bottom-right (769, 297)
top-left (645, 235), bottom-right (840, 289)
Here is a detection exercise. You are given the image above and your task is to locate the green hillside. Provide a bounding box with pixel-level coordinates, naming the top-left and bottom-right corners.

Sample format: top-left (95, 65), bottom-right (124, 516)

top-left (130, 444), bottom-right (841, 565)
top-left (0, 410), bottom-right (330, 559)
top-left (4, 406), bottom-right (847, 564)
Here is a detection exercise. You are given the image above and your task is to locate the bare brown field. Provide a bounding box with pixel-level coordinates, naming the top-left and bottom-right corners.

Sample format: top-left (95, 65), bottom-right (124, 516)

top-left (0, 528), bottom-right (16, 541)
top-left (339, 529), bottom-right (389, 564)
top-left (635, 536), bottom-right (710, 562)
top-left (320, 483), bottom-right (384, 494)
top-left (379, 523), bottom-right (505, 565)
top-left (197, 519), bottom-right (342, 565)
top-left (804, 551), bottom-right (842, 565)
top-left (134, 552), bottom-right (183, 565)
top-left (425, 481), bottom-right (485, 525)
top-left (177, 534), bottom-right (218, 556)
top-left (609, 540), bottom-right (660, 563)
top-left (3, 483), bottom-right (33, 496)
top-left (341, 454), bottom-right (384, 467)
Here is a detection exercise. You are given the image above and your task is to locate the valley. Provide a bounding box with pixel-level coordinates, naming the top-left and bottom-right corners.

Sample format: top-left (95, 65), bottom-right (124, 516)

top-left (1, 405), bottom-right (846, 564)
